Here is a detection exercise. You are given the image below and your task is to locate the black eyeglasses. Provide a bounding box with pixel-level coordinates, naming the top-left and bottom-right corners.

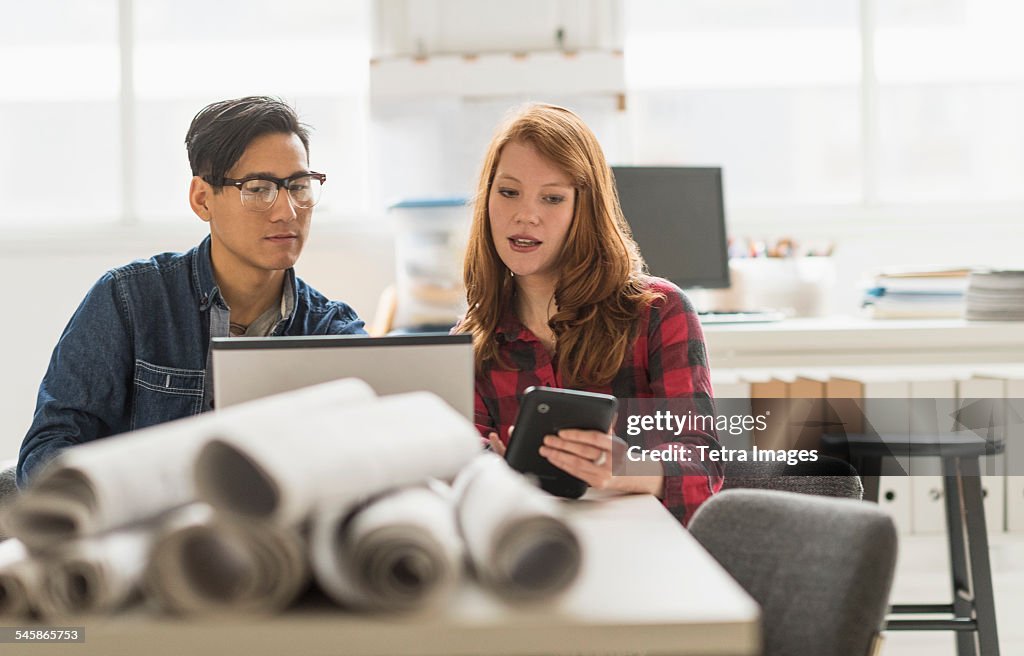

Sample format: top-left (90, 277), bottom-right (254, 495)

top-left (204, 172), bottom-right (326, 211)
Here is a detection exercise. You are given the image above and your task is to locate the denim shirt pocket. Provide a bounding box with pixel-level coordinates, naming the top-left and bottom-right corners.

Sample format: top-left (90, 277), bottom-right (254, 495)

top-left (131, 359), bottom-right (206, 431)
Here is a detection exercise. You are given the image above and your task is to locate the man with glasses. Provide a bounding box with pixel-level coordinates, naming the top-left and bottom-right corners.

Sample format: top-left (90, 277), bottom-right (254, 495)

top-left (17, 96), bottom-right (365, 486)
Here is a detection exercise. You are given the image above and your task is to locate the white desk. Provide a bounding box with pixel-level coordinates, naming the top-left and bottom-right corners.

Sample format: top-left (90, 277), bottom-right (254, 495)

top-left (704, 317), bottom-right (1024, 368)
top-left (46, 495), bottom-right (760, 656)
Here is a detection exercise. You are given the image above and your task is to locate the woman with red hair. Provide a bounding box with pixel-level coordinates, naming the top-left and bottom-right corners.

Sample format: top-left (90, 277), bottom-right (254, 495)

top-left (457, 104), bottom-right (722, 525)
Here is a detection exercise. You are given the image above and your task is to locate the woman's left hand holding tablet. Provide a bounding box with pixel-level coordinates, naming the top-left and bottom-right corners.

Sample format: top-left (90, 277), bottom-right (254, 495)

top-left (539, 429), bottom-right (665, 498)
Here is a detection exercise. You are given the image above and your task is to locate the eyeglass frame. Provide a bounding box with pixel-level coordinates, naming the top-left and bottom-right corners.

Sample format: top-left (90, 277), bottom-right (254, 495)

top-left (202, 171), bottom-right (327, 210)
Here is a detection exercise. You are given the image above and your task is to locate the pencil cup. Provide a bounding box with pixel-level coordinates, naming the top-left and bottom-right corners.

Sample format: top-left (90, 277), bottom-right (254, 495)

top-left (707, 257), bottom-right (836, 317)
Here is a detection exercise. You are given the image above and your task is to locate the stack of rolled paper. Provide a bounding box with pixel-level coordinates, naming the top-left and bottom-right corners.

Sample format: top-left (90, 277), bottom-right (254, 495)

top-left (0, 379), bottom-right (583, 621)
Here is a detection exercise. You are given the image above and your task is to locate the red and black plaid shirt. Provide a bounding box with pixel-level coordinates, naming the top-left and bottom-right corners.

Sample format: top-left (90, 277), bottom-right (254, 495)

top-left (471, 277), bottom-right (723, 525)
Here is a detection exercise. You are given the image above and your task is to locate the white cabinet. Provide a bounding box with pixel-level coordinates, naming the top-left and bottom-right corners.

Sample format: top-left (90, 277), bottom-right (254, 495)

top-left (704, 318), bottom-right (1024, 534)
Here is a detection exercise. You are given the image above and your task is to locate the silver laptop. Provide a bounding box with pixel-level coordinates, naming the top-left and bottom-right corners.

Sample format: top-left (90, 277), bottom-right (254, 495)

top-left (211, 334), bottom-right (474, 420)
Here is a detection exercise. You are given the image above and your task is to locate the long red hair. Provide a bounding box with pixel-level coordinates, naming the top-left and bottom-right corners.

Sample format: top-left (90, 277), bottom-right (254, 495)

top-left (459, 104), bottom-right (661, 387)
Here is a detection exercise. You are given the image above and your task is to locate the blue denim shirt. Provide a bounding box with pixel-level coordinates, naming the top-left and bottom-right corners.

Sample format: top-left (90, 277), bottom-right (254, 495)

top-left (18, 235), bottom-right (365, 486)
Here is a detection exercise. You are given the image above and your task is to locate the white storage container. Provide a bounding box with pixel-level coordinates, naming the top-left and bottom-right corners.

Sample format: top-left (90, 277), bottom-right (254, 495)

top-left (389, 198), bottom-right (471, 331)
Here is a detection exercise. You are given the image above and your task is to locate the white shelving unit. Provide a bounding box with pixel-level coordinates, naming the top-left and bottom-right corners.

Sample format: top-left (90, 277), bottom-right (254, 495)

top-left (370, 49), bottom-right (625, 101)
top-left (372, 0), bottom-right (624, 102)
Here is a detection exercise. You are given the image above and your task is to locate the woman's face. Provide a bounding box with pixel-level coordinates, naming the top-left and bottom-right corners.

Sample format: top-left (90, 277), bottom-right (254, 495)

top-left (488, 140), bottom-right (576, 287)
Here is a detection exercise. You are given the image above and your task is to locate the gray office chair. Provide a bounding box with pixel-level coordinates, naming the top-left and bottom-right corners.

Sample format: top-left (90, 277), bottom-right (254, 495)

top-left (721, 455), bottom-right (864, 499)
top-left (690, 489), bottom-right (897, 656)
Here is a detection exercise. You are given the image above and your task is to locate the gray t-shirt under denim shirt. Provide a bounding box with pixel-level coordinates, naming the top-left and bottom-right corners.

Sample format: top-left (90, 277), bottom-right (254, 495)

top-left (226, 281), bottom-right (296, 338)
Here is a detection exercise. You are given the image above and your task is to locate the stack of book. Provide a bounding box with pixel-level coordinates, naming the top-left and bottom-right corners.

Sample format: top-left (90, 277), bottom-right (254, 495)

top-left (967, 270), bottom-right (1024, 321)
top-left (862, 267), bottom-right (971, 319)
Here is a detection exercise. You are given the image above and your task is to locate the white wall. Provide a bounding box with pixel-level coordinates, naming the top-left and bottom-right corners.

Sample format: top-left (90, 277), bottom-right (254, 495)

top-left (0, 223), bottom-right (395, 460)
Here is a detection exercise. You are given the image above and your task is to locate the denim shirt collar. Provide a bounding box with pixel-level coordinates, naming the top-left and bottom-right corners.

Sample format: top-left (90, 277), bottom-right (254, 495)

top-left (190, 234), bottom-right (298, 332)
top-left (192, 235), bottom-right (219, 311)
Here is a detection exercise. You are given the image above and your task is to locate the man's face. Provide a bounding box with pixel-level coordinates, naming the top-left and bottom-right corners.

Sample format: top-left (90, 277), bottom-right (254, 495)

top-left (194, 131), bottom-right (313, 280)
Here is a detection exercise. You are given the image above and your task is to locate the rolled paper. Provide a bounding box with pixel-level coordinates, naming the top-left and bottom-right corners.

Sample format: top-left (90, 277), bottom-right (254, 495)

top-left (453, 454), bottom-right (582, 601)
top-left (0, 538), bottom-right (44, 618)
top-left (310, 484), bottom-right (462, 611)
top-left (35, 528), bottom-right (151, 618)
top-left (4, 379), bottom-right (375, 551)
top-left (144, 504), bottom-right (307, 615)
top-left (195, 391), bottom-right (481, 527)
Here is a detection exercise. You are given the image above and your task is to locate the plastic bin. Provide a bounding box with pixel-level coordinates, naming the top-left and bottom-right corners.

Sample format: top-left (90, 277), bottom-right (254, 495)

top-left (388, 198), bottom-right (471, 331)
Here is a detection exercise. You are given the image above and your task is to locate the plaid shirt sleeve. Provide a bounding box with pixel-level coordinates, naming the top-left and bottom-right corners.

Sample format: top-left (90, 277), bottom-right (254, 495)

top-left (643, 281), bottom-right (724, 525)
top-left (473, 388), bottom-right (498, 446)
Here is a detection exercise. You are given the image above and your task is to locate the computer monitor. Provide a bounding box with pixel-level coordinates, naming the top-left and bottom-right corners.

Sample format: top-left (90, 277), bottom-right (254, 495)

top-left (211, 334), bottom-right (474, 420)
top-left (611, 166), bottom-right (730, 289)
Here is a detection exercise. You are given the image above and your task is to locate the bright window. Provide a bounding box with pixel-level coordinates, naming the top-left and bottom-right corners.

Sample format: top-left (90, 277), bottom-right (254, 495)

top-left (132, 0), bottom-right (372, 222)
top-left (0, 0), bottom-right (121, 225)
top-left (624, 0), bottom-right (862, 207)
top-left (5, 1), bottom-right (1024, 226)
top-left (875, 0), bottom-right (1024, 202)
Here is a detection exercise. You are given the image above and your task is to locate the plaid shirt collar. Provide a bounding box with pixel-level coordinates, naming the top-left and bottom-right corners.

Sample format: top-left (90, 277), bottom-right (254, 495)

top-left (494, 304), bottom-right (543, 345)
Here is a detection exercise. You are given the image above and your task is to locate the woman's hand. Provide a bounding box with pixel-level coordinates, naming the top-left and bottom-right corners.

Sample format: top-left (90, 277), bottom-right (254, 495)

top-left (486, 431), bottom-right (507, 457)
top-left (539, 429), bottom-right (665, 498)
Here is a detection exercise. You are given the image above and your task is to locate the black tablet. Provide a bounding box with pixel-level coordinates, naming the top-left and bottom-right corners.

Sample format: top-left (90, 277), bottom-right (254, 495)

top-left (505, 387), bottom-right (618, 498)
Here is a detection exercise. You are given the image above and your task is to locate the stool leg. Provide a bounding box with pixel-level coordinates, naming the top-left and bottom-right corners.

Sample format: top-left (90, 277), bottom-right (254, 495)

top-left (958, 458), bottom-right (1000, 656)
top-left (943, 460), bottom-right (977, 656)
top-left (857, 455), bottom-right (881, 503)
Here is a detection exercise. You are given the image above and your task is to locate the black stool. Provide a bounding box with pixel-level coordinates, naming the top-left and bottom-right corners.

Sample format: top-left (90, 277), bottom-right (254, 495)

top-left (822, 432), bottom-right (1003, 656)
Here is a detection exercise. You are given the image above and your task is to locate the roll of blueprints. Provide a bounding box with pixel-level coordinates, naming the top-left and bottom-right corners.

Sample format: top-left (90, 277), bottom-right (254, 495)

top-left (453, 454), bottom-right (582, 601)
top-left (310, 484), bottom-right (462, 611)
top-left (35, 528), bottom-right (151, 618)
top-left (194, 391), bottom-right (481, 527)
top-left (144, 504), bottom-right (307, 615)
top-left (3, 379), bottom-right (375, 551)
top-left (0, 538), bottom-right (43, 618)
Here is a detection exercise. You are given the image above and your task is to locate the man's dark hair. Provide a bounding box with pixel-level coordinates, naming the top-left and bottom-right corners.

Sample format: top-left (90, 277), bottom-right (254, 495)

top-left (185, 96), bottom-right (311, 188)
